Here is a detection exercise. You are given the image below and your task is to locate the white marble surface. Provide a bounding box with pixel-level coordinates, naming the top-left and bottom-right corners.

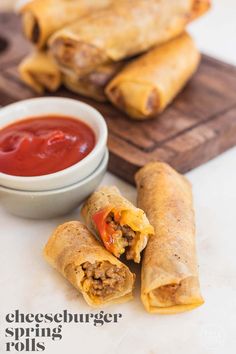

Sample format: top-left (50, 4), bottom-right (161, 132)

top-left (1, 2), bottom-right (236, 354)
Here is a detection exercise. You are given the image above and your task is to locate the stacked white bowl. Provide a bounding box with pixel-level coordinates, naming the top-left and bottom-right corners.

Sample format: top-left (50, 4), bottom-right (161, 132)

top-left (0, 98), bottom-right (108, 218)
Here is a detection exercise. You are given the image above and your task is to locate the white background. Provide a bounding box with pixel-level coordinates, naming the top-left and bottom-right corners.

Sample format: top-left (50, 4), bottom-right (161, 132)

top-left (1, 1), bottom-right (236, 354)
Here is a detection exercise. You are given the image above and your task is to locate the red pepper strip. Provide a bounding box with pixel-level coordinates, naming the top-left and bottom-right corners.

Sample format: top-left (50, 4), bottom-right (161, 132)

top-left (93, 208), bottom-right (116, 253)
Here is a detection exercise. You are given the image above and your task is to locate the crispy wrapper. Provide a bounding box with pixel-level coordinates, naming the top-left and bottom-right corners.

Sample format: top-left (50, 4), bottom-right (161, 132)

top-left (20, 0), bottom-right (114, 48)
top-left (49, 0), bottom-right (200, 76)
top-left (19, 51), bottom-right (61, 93)
top-left (106, 32), bottom-right (200, 120)
top-left (82, 186), bottom-right (154, 263)
top-left (135, 162), bottom-right (204, 314)
top-left (44, 221), bottom-right (135, 307)
top-left (62, 62), bottom-right (123, 102)
top-left (190, 0), bottom-right (211, 20)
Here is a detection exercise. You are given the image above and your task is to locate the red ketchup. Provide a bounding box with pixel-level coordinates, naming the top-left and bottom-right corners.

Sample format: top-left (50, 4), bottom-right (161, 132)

top-left (0, 115), bottom-right (95, 177)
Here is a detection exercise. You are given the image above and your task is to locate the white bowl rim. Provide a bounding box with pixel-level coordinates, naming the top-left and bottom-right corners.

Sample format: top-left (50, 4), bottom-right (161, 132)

top-left (0, 97), bottom-right (107, 183)
top-left (0, 149), bottom-right (108, 196)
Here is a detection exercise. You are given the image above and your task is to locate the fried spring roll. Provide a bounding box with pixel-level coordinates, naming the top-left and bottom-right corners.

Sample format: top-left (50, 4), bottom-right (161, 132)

top-left (49, 0), bottom-right (202, 76)
top-left (20, 0), bottom-right (114, 48)
top-left (81, 186), bottom-right (154, 263)
top-left (44, 221), bottom-right (135, 307)
top-left (135, 162), bottom-right (204, 314)
top-left (62, 62), bottom-right (123, 102)
top-left (106, 33), bottom-right (200, 120)
top-left (19, 51), bottom-right (61, 93)
top-left (190, 0), bottom-right (211, 20)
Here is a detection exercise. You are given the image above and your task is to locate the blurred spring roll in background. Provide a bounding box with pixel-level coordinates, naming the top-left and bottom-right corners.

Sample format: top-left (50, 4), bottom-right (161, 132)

top-left (62, 62), bottom-right (124, 102)
top-left (44, 221), bottom-right (135, 307)
top-left (82, 186), bottom-right (154, 263)
top-left (106, 32), bottom-right (200, 120)
top-left (19, 51), bottom-right (62, 93)
top-left (20, 0), bottom-right (114, 48)
top-left (135, 162), bottom-right (204, 314)
top-left (49, 0), bottom-right (201, 76)
top-left (190, 0), bottom-right (211, 20)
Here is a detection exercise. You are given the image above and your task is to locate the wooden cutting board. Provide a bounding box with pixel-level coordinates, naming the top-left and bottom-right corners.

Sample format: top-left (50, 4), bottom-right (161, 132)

top-left (1, 13), bottom-right (236, 184)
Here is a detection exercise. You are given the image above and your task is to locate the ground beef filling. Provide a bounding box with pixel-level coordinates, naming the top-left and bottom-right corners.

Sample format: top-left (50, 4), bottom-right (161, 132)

top-left (82, 261), bottom-right (126, 298)
top-left (106, 212), bottom-right (136, 251)
top-left (153, 284), bottom-right (180, 306)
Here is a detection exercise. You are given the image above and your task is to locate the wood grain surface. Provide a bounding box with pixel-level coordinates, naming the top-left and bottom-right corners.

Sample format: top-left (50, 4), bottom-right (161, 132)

top-left (1, 13), bottom-right (236, 184)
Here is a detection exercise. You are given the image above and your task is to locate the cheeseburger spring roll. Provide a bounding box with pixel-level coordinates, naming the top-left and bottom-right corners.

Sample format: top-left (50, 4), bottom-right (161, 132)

top-left (62, 62), bottom-right (123, 102)
top-left (19, 51), bottom-right (61, 93)
top-left (106, 33), bottom-right (200, 119)
top-left (82, 186), bottom-right (154, 263)
top-left (20, 0), bottom-right (114, 48)
top-left (135, 162), bottom-right (204, 314)
top-left (191, 0), bottom-right (211, 20)
top-left (50, 0), bottom-right (199, 76)
top-left (44, 221), bottom-right (135, 307)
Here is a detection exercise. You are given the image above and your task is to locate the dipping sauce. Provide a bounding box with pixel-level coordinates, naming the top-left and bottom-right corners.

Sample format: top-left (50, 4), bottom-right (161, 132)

top-left (0, 115), bottom-right (95, 177)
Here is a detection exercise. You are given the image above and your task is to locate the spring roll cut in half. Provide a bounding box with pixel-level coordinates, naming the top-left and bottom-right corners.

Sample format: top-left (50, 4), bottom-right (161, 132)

top-left (82, 186), bottom-right (154, 263)
top-left (49, 0), bottom-right (203, 76)
top-left (44, 221), bottom-right (135, 307)
top-left (135, 162), bottom-right (204, 313)
top-left (20, 0), bottom-right (114, 48)
top-left (19, 51), bottom-right (62, 93)
top-left (62, 62), bottom-right (124, 102)
top-left (106, 32), bottom-right (200, 120)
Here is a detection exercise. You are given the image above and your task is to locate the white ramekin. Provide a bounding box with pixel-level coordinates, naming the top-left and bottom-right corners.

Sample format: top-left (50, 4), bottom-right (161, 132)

top-left (0, 149), bottom-right (108, 219)
top-left (0, 97), bottom-right (107, 191)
